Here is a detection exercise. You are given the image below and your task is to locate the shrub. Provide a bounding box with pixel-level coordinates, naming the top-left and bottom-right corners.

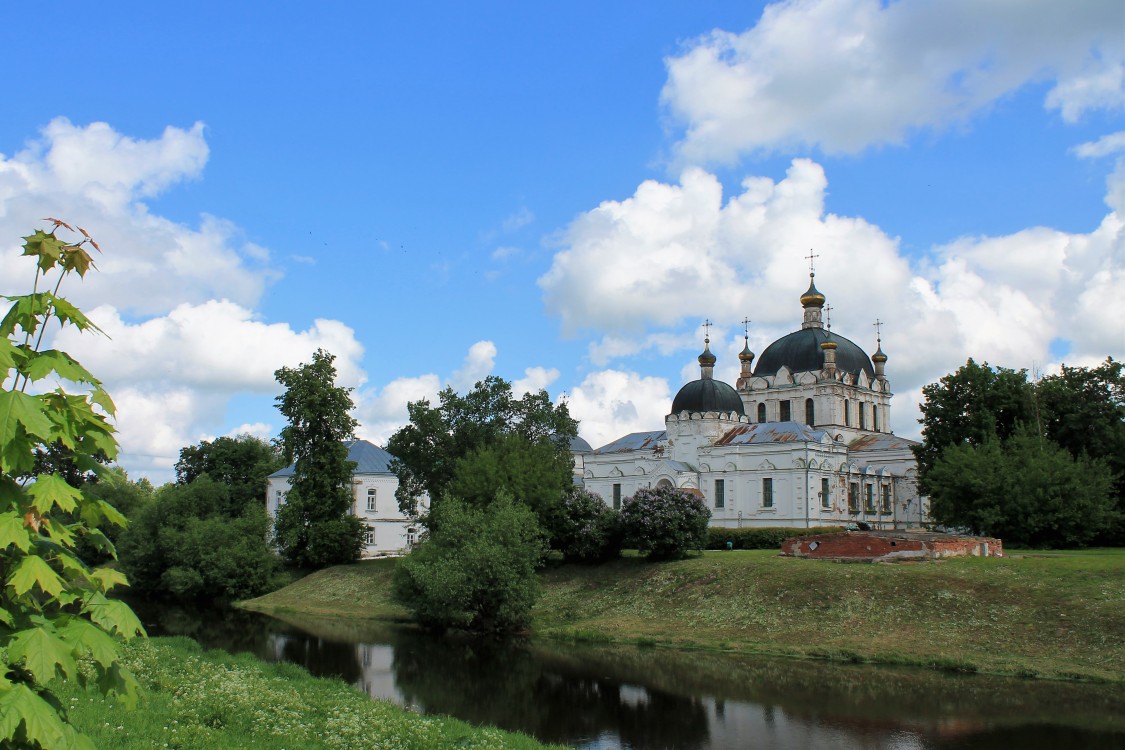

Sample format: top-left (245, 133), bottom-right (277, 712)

top-left (621, 486), bottom-right (711, 560)
top-left (705, 526), bottom-right (845, 550)
top-left (392, 494), bottom-right (548, 633)
top-left (548, 488), bottom-right (624, 563)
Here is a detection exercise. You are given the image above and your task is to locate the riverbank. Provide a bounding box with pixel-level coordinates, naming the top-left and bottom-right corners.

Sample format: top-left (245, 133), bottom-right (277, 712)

top-left (241, 548), bottom-right (1125, 683)
top-left (61, 637), bottom-right (564, 750)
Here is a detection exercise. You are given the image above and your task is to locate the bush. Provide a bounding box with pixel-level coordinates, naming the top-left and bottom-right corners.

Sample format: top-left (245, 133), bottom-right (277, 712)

top-left (392, 494), bottom-right (548, 633)
top-left (621, 486), bottom-right (711, 560)
top-left (549, 488), bottom-right (624, 563)
top-left (705, 526), bottom-right (845, 550)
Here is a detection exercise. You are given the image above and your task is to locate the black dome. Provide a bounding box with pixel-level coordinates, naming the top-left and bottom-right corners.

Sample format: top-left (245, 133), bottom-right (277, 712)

top-left (670, 378), bottom-right (745, 415)
top-left (753, 328), bottom-right (874, 379)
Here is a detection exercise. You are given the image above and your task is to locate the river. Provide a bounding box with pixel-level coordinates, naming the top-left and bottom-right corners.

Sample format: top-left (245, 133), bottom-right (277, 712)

top-left (131, 601), bottom-right (1125, 750)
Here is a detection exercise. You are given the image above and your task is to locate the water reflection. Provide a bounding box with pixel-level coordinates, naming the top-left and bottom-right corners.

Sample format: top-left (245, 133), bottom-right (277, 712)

top-left (132, 601), bottom-right (1125, 750)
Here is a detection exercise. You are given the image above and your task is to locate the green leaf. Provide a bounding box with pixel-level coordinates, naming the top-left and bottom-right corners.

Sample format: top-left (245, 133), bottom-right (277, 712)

top-left (0, 390), bottom-right (54, 442)
top-left (47, 295), bottom-right (102, 334)
top-left (8, 626), bottom-right (77, 684)
top-left (22, 350), bottom-right (98, 385)
top-left (84, 598), bottom-right (145, 639)
top-left (0, 511), bottom-right (32, 552)
top-left (0, 683), bottom-right (68, 748)
top-left (0, 293), bottom-right (51, 338)
top-left (9, 555), bottom-right (66, 597)
top-left (56, 618), bottom-right (119, 668)
top-left (96, 498), bottom-right (127, 528)
top-left (27, 473), bottom-right (82, 514)
top-left (90, 567), bottom-right (129, 593)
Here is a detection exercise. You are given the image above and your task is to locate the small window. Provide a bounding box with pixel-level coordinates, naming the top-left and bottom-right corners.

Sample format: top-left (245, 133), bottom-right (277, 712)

top-left (407, 527), bottom-right (417, 547)
top-left (864, 484), bottom-right (875, 512)
top-left (872, 405), bottom-right (879, 432)
top-left (364, 527), bottom-right (375, 546)
top-left (762, 478), bottom-right (774, 508)
top-left (715, 479), bottom-right (725, 509)
top-left (780, 400), bottom-right (791, 421)
top-left (366, 488), bottom-right (376, 512)
top-left (859, 403), bottom-right (867, 430)
top-left (881, 485), bottom-right (891, 514)
top-left (757, 403), bottom-right (766, 423)
top-left (613, 483), bottom-right (622, 510)
top-left (821, 478), bottom-right (831, 509)
top-left (805, 398), bottom-right (815, 425)
top-left (844, 399), bottom-right (851, 426)
top-left (848, 482), bottom-right (859, 512)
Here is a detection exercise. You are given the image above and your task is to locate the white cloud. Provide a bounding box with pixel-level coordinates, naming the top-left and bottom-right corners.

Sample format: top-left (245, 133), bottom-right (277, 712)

top-left (541, 157), bottom-right (1125, 441)
top-left (1074, 131), bottom-right (1125, 159)
top-left (661, 0), bottom-right (1125, 162)
top-left (0, 119), bottom-right (366, 482)
top-left (513, 366), bottom-right (559, 397)
top-left (565, 370), bottom-right (673, 451)
top-left (448, 340), bottom-right (497, 392)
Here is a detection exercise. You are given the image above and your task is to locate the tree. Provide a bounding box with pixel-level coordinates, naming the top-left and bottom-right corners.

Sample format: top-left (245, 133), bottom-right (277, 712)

top-left (175, 434), bottom-right (284, 517)
top-left (926, 427), bottom-right (1115, 547)
top-left (387, 375), bottom-right (577, 528)
top-left (272, 349), bottom-right (364, 568)
top-left (914, 359), bottom-right (1035, 479)
top-left (118, 476), bottom-right (281, 601)
top-left (621, 486), bottom-right (711, 560)
top-left (1, 222), bottom-right (143, 748)
top-left (1037, 358), bottom-right (1125, 541)
top-left (391, 494), bottom-right (547, 633)
top-left (548, 487), bottom-right (623, 563)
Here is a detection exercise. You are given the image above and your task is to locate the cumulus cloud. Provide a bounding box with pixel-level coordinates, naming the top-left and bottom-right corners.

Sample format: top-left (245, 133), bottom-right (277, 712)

top-left (513, 366), bottom-right (559, 396)
top-left (661, 0), bottom-right (1125, 162)
top-left (0, 118), bottom-right (366, 481)
top-left (1074, 131), bottom-right (1125, 159)
top-left (564, 370), bottom-right (673, 451)
top-left (541, 158), bottom-right (1125, 440)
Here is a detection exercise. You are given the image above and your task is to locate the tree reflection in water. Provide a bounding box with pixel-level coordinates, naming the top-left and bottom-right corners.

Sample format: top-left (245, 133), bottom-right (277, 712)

top-left (137, 603), bottom-right (1125, 750)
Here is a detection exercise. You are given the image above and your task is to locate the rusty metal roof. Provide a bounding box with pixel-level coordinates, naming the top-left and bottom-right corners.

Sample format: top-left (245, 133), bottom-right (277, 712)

top-left (714, 422), bottom-right (829, 446)
top-left (594, 430), bottom-right (668, 454)
top-left (848, 433), bottom-right (919, 452)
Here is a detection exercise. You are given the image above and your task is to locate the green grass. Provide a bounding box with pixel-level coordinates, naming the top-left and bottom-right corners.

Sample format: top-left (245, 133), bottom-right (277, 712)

top-left (242, 548), bottom-right (1125, 682)
top-left (60, 637), bottom-right (564, 750)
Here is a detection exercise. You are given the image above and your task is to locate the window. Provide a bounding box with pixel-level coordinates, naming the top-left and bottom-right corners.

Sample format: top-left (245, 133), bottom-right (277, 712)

top-left (805, 398), bottom-right (815, 425)
top-left (821, 478), bottom-right (831, 509)
top-left (848, 482), bottom-right (859, 512)
top-left (714, 479), bottom-right (725, 509)
top-left (780, 400), bottom-right (791, 421)
top-left (859, 403), bottom-right (867, 429)
top-left (366, 488), bottom-right (376, 512)
top-left (872, 405), bottom-right (879, 432)
top-left (762, 478), bottom-right (774, 508)
top-left (757, 403), bottom-right (766, 423)
top-left (864, 484), bottom-right (875, 512)
top-left (364, 527), bottom-right (375, 546)
top-left (844, 399), bottom-right (851, 426)
top-left (407, 527), bottom-right (417, 547)
top-left (275, 490), bottom-right (286, 507)
top-left (613, 483), bottom-right (622, 510)
top-left (881, 485), bottom-right (891, 514)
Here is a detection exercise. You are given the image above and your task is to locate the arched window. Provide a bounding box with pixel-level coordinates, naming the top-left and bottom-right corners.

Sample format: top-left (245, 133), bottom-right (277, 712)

top-left (859, 403), bottom-right (867, 429)
top-left (780, 400), bottom-right (791, 421)
top-left (805, 398), bottom-right (815, 425)
top-left (872, 405), bottom-right (879, 432)
top-left (757, 403), bottom-right (766, 423)
top-left (844, 399), bottom-right (851, 426)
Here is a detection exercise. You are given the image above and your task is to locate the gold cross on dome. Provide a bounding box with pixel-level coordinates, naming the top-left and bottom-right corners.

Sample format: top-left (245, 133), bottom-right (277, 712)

top-left (873, 318), bottom-right (883, 344)
top-left (805, 249), bottom-right (820, 275)
top-left (702, 319), bottom-right (712, 343)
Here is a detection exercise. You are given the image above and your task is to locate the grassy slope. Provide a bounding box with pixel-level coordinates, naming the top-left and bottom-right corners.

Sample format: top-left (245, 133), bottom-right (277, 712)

top-left (241, 549), bottom-right (1125, 682)
top-left (62, 637), bottom-right (563, 750)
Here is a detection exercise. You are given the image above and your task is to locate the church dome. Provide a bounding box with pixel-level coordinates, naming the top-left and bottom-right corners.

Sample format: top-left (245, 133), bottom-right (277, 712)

top-left (753, 328), bottom-right (875, 379)
top-left (670, 378), bottom-right (745, 415)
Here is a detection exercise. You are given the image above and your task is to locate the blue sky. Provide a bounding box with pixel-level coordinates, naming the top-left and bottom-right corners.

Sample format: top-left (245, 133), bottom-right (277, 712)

top-left (2, 1), bottom-right (1122, 481)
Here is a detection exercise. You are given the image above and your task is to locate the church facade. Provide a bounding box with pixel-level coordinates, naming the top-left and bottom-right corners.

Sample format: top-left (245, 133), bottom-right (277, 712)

top-left (581, 275), bottom-right (927, 529)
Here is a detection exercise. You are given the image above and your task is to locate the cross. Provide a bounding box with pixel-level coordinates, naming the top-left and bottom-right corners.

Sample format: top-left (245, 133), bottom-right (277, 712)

top-left (873, 318), bottom-right (883, 344)
top-left (702, 319), bottom-right (712, 342)
top-left (742, 317), bottom-right (751, 338)
top-left (824, 303), bottom-right (833, 330)
top-left (805, 249), bottom-right (820, 275)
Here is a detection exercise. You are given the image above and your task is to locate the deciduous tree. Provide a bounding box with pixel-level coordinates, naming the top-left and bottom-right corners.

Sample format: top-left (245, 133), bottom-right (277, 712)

top-left (175, 434), bottom-right (284, 516)
top-left (387, 375), bottom-right (577, 530)
top-left (272, 349), bottom-right (364, 568)
top-left (621, 486), bottom-right (711, 560)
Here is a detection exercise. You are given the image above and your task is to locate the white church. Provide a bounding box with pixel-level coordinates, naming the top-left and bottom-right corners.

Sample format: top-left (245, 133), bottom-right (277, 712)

top-left (579, 273), bottom-right (927, 529)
